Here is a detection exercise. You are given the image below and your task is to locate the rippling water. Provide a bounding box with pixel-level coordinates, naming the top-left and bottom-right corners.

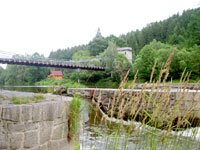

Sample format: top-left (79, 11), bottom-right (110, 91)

top-left (1, 86), bottom-right (200, 150)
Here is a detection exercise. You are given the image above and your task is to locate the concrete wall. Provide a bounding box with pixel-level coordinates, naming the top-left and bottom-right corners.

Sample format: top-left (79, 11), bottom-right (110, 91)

top-left (68, 88), bottom-right (200, 120)
top-left (133, 83), bottom-right (200, 90)
top-left (0, 100), bottom-right (74, 150)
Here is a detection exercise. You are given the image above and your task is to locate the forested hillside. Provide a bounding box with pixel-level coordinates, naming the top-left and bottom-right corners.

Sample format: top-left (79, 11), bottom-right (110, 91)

top-left (0, 7), bottom-right (199, 86)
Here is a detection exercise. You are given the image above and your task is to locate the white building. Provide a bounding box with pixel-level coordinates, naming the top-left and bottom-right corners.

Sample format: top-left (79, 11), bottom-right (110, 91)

top-left (117, 47), bottom-right (132, 63)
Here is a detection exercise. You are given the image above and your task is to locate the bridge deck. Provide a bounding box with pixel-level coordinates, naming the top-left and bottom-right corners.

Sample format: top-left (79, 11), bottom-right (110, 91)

top-left (0, 58), bottom-right (105, 71)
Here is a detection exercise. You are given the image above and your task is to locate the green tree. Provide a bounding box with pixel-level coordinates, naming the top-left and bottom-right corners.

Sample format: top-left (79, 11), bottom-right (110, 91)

top-left (189, 45), bottom-right (200, 79)
top-left (88, 28), bottom-right (108, 56)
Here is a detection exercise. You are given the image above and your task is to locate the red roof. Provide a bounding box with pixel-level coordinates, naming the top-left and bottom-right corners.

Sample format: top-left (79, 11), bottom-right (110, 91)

top-left (51, 71), bottom-right (63, 76)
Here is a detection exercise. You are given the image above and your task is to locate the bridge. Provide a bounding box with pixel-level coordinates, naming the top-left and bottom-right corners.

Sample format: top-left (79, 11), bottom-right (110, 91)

top-left (0, 50), bottom-right (105, 71)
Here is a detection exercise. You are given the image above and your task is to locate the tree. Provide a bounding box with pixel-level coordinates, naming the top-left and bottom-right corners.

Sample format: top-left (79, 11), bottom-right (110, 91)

top-left (103, 41), bottom-right (118, 73)
top-left (103, 41), bottom-right (132, 81)
top-left (3, 53), bottom-right (49, 85)
top-left (0, 66), bottom-right (5, 85)
top-left (114, 54), bottom-right (132, 81)
top-left (88, 28), bottom-right (108, 56)
top-left (133, 44), bottom-right (156, 80)
top-left (189, 45), bottom-right (200, 79)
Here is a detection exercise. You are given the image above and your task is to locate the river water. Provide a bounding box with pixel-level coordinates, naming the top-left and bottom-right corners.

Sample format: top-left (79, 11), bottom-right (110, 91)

top-left (1, 86), bottom-right (200, 150)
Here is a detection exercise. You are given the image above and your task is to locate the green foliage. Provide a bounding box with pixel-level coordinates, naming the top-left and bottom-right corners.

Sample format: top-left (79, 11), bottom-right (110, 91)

top-left (103, 41), bottom-right (118, 72)
top-left (1, 53), bottom-right (49, 86)
top-left (0, 94), bottom-right (4, 99)
top-left (36, 78), bottom-right (68, 86)
top-left (36, 78), bottom-right (87, 88)
top-left (33, 95), bottom-right (45, 103)
top-left (189, 45), bottom-right (200, 79)
top-left (49, 45), bottom-right (88, 60)
top-left (102, 41), bottom-right (132, 81)
top-left (11, 96), bottom-right (31, 104)
top-left (65, 80), bottom-right (87, 89)
top-left (133, 40), bottom-right (200, 81)
top-left (121, 8), bottom-right (200, 54)
top-left (133, 42), bottom-right (157, 80)
top-left (72, 49), bottom-right (91, 60)
top-left (88, 28), bottom-right (108, 56)
top-left (89, 78), bottom-right (119, 88)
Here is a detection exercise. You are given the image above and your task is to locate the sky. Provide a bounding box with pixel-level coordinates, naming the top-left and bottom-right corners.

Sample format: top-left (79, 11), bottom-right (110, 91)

top-left (0, 0), bottom-right (199, 57)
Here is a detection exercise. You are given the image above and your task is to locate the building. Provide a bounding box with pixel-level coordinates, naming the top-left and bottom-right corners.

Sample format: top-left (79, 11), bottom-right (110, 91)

top-left (117, 47), bottom-right (132, 63)
top-left (49, 71), bottom-right (63, 80)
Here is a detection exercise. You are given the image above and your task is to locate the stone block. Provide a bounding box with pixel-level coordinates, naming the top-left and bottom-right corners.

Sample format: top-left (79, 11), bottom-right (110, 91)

top-left (2, 105), bottom-right (21, 122)
top-left (7, 122), bottom-right (38, 132)
top-left (62, 124), bottom-right (68, 139)
top-left (40, 122), bottom-right (53, 144)
top-left (0, 123), bottom-right (8, 149)
top-left (30, 144), bottom-right (47, 150)
top-left (24, 131), bottom-right (39, 148)
top-left (52, 124), bottom-right (63, 140)
top-left (32, 104), bottom-right (42, 122)
top-left (59, 139), bottom-right (68, 150)
top-left (0, 106), bottom-right (2, 120)
top-left (57, 102), bottom-right (65, 118)
top-left (54, 118), bottom-right (64, 126)
top-left (48, 141), bottom-right (60, 150)
top-left (7, 122), bottom-right (24, 132)
top-left (21, 105), bottom-right (32, 121)
top-left (24, 122), bottom-right (39, 131)
top-left (9, 133), bottom-right (23, 150)
top-left (38, 144), bottom-right (48, 150)
top-left (0, 133), bottom-right (8, 149)
top-left (42, 103), bottom-right (57, 121)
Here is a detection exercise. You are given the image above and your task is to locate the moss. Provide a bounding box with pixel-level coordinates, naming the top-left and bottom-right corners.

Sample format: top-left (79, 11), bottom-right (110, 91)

top-left (10, 95), bottom-right (45, 104)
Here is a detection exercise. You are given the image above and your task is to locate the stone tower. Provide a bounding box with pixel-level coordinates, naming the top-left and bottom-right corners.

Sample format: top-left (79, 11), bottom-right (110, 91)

top-left (117, 47), bottom-right (132, 63)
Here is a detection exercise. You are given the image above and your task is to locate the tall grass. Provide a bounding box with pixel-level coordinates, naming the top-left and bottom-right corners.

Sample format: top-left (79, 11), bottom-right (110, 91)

top-left (10, 95), bottom-right (45, 104)
top-left (68, 96), bottom-right (82, 143)
top-left (82, 50), bottom-right (200, 149)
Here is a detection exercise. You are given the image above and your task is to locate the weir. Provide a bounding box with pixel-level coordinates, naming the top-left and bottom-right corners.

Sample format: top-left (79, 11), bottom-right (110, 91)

top-left (68, 88), bottom-right (200, 127)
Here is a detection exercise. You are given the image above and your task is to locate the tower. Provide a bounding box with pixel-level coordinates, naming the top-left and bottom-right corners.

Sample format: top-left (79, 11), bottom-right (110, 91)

top-left (117, 47), bottom-right (132, 63)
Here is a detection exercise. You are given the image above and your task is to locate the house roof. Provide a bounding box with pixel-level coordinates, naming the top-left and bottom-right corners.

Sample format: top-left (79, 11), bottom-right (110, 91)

top-left (51, 71), bottom-right (63, 76)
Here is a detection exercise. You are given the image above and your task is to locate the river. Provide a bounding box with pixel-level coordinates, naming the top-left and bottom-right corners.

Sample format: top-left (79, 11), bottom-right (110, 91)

top-left (1, 86), bottom-right (200, 150)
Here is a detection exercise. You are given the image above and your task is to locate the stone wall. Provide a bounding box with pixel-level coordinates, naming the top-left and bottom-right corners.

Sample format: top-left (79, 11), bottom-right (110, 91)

top-left (68, 88), bottom-right (200, 121)
top-left (0, 100), bottom-right (74, 150)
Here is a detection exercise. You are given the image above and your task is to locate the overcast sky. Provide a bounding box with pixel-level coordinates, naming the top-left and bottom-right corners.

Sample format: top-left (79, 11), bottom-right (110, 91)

top-left (0, 0), bottom-right (199, 57)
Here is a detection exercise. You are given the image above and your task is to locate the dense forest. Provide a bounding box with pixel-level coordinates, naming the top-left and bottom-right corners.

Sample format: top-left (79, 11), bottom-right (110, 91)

top-left (0, 7), bottom-right (199, 86)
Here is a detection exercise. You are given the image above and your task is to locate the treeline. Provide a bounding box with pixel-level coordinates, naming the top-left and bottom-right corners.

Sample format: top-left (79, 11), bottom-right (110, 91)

top-left (0, 7), bottom-right (199, 85)
top-left (0, 53), bottom-right (49, 85)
